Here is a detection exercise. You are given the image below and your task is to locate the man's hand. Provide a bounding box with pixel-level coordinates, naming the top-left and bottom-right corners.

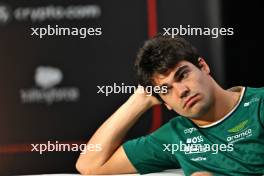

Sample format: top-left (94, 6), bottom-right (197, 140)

top-left (132, 85), bottom-right (161, 107)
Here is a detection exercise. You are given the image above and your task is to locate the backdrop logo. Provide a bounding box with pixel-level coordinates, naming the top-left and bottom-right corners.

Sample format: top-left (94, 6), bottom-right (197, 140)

top-left (20, 66), bottom-right (80, 105)
top-left (35, 66), bottom-right (63, 89)
top-left (0, 4), bottom-right (101, 25)
top-left (0, 4), bottom-right (11, 25)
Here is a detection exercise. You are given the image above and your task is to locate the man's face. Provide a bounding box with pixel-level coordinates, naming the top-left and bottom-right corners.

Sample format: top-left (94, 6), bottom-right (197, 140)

top-left (153, 59), bottom-right (214, 118)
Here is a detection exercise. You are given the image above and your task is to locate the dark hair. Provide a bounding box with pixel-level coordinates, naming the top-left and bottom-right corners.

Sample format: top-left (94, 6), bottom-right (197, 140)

top-left (135, 35), bottom-right (200, 87)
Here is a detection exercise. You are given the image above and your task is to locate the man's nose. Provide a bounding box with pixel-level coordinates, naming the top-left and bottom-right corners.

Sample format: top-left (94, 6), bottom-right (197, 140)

top-left (174, 83), bottom-right (189, 98)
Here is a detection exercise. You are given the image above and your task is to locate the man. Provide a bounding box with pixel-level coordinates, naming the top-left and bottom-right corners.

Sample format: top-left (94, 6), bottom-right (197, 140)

top-left (76, 35), bottom-right (264, 175)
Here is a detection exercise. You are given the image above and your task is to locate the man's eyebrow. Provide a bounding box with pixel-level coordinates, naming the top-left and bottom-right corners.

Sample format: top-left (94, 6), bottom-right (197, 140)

top-left (175, 65), bottom-right (189, 77)
top-left (160, 65), bottom-right (189, 87)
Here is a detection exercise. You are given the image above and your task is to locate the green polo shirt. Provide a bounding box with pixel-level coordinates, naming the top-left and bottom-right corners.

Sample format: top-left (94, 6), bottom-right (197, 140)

top-left (123, 87), bottom-right (264, 176)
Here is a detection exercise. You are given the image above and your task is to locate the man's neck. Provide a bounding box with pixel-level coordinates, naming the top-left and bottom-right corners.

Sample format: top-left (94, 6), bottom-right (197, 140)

top-left (191, 86), bottom-right (242, 127)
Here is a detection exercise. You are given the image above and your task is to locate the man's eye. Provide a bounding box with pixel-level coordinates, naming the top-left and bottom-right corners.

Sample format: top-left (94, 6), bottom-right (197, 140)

top-left (178, 70), bottom-right (189, 81)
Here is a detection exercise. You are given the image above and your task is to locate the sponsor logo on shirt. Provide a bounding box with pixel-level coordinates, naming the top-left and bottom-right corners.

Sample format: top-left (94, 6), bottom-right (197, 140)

top-left (186, 135), bottom-right (203, 143)
top-left (243, 97), bottom-right (260, 107)
top-left (228, 120), bottom-right (248, 133)
top-left (184, 127), bottom-right (197, 134)
top-left (191, 157), bottom-right (207, 161)
top-left (227, 120), bottom-right (252, 143)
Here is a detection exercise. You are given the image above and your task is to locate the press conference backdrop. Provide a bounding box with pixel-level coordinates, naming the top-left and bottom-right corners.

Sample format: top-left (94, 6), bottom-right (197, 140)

top-left (0, 0), bottom-right (262, 175)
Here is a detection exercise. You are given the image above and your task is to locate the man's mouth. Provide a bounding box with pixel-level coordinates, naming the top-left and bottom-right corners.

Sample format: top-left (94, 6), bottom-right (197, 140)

top-left (183, 94), bottom-right (200, 109)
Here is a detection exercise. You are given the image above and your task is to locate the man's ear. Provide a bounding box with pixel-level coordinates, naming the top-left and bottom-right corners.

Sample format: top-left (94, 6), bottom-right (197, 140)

top-left (198, 57), bottom-right (210, 74)
top-left (165, 103), bottom-right (172, 110)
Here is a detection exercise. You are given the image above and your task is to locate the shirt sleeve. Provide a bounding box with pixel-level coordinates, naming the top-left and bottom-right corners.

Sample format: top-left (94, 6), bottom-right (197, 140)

top-left (122, 123), bottom-right (180, 174)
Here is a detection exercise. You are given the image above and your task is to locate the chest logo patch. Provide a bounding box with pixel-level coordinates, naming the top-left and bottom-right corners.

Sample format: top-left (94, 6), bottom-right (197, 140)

top-left (228, 120), bottom-right (248, 133)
